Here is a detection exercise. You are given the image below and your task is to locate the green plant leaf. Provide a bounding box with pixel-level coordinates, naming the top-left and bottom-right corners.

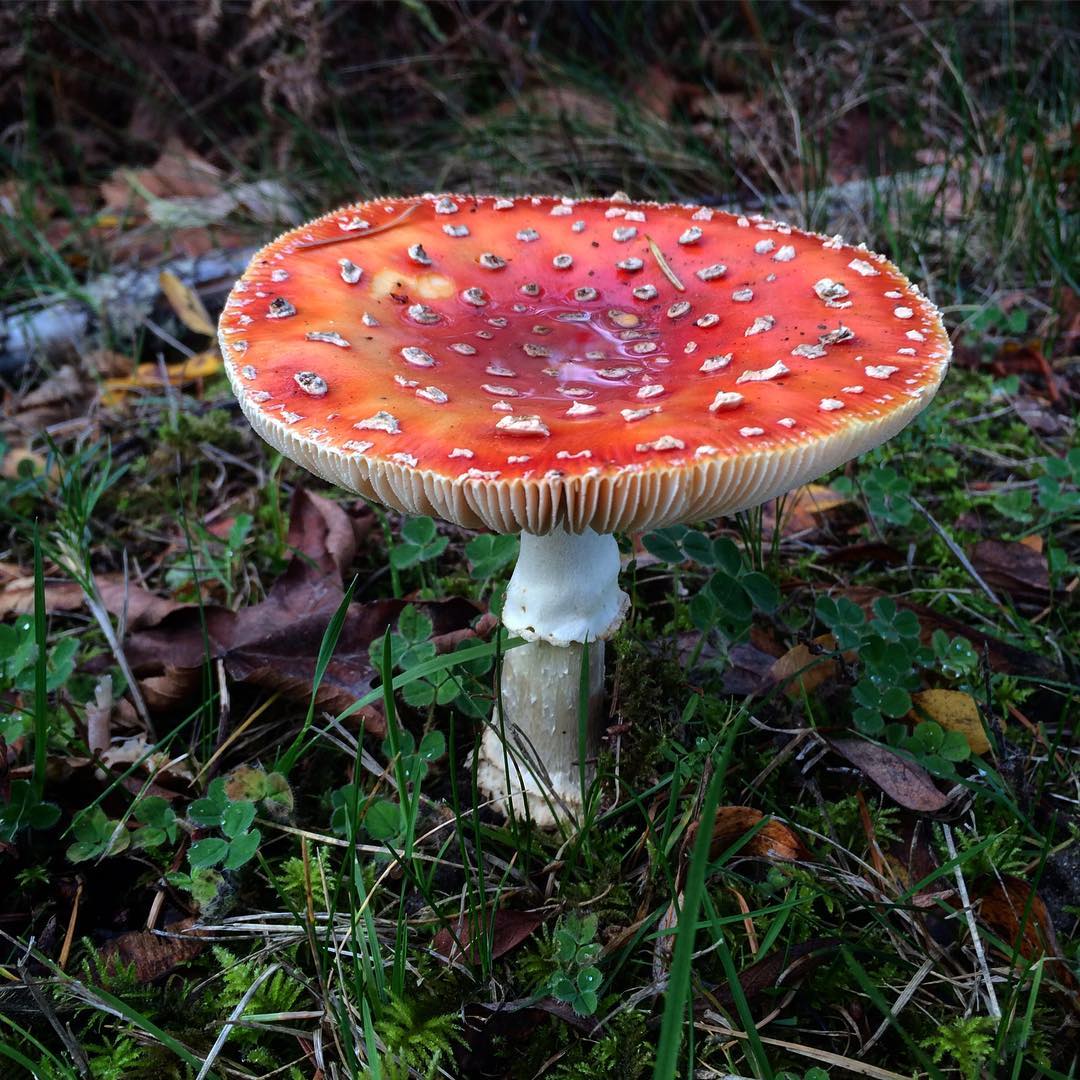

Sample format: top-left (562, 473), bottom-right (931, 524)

top-left (189, 837), bottom-right (229, 869)
top-left (221, 800), bottom-right (256, 839)
top-left (223, 828), bottom-right (261, 869)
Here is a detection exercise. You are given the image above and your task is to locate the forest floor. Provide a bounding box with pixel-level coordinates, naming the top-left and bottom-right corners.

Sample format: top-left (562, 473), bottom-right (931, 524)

top-left (0, 3), bottom-right (1077, 1078)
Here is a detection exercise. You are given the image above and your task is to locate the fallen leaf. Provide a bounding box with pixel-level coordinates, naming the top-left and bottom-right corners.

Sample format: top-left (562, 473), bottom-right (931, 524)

top-left (706, 806), bottom-right (811, 862)
top-left (769, 634), bottom-right (841, 698)
top-left (765, 483), bottom-right (851, 536)
top-left (828, 738), bottom-right (950, 812)
top-left (159, 270), bottom-right (215, 335)
top-left (978, 876), bottom-right (1077, 998)
top-left (100, 350), bottom-right (222, 406)
top-left (707, 937), bottom-right (839, 1012)
top-left (100, 917), bottom-right (207, 983)
top-left (0, 575), bottom-right (85, 618)
top-left (432, 908), bottom-right (544, 966)
top-left (121, 489), bottom-right (478, 719)
top-left (971, 539), bottom-right (1051, 608)
top-left (910, 690), bottom-right (990, 755)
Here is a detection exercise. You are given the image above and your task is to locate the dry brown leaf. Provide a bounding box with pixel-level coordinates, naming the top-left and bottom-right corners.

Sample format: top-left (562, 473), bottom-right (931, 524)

top-left (769, 633), bottom-right (840, 697)
top-left (707, 806), bottom-right (811, 862)
top-left (971, 539), bottom-right (1051, 607)
top-left (828, 738), bottom-right (949, 813)
top-left (766, 483), bottom-right (851, 536)
top-left (978, 876), bottom-right (1078, 998)
top-left (910, 689), bottom-right (991, 755)
top-left (159, 270), bottom-right (215, 336)
top-left (432, 909), bottom-right (544, 966)
top-left (100, 917), bottom-right (207, 983)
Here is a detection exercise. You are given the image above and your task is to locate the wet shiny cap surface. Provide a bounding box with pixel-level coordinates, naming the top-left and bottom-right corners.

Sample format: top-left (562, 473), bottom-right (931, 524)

top-left (220, 193), bottom-right (950, 533)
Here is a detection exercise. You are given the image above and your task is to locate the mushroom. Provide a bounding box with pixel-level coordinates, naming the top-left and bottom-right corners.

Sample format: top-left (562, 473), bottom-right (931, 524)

top-left (219, 194), bottom-right (950, 826)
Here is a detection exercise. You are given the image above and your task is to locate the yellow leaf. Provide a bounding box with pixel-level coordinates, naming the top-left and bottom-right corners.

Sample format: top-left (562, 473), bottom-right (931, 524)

top-left (159, 270), bottom-right (215, 336)
top-left (911, 689), bottom-right (991, 755)
top-left (100, 349), bottom-right (222, 406)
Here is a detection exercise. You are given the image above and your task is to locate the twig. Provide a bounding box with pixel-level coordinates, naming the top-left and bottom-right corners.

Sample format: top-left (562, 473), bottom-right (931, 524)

top-left (942, 824), bottom-right (1001, 1019)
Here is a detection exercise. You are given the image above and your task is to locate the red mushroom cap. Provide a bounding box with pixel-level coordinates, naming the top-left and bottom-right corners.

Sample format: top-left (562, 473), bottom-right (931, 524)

top-left (219, 194), bottom-right (950, 533)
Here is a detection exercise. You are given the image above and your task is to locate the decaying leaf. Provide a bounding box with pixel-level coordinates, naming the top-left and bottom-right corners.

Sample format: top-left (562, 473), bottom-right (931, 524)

top-left (100, 350), bottom-right (222, 406)
top-left (765, 483), bottom-right (852, 536)
top-left (159, 270), bottom-right (215, 336)
top-left (432, 908), bottom-right (544, 966)
top-left (911, 689), bottom-right (991, 755)
top-left (119, 489), bottom-right (480, 719)
top-left (707, 805), bottom-right (811, 862)
top-left (971, 539), bottom-right (1051, 608)
top-left (100, 917), bottom-right (207, 983)
top-left (828, 738), bottom-right (949, 812)
top-left (978, 876), bottom-right (1077, 998)
top-left (769, 634), bottom-right (841, 697)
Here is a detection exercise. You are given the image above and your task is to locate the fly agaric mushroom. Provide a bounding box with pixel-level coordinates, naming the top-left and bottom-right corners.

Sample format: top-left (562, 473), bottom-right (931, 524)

top-left (219, 193), bottom-right (950, 826)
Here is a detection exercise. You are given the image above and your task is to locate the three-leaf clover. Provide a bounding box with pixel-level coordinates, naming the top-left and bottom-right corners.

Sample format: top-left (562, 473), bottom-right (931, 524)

top-left (391, 516), bottom-right (448, 570)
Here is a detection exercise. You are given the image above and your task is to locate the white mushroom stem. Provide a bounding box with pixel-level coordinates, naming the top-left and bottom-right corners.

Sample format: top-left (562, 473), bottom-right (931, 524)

top-left (476, 526), bottom-right (629, 826)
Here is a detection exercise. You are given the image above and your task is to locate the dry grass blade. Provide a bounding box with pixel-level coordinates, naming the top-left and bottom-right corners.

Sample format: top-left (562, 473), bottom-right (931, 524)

top-left (646, 235), bottom-right (686, 291)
